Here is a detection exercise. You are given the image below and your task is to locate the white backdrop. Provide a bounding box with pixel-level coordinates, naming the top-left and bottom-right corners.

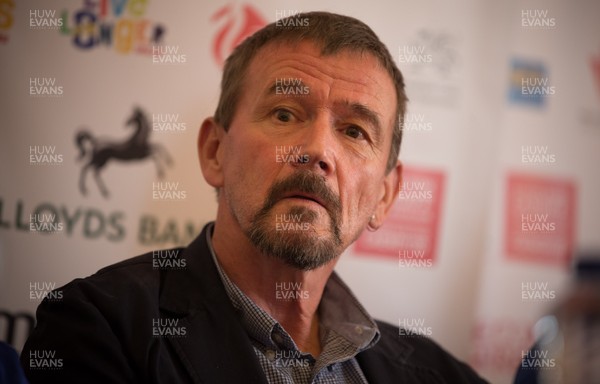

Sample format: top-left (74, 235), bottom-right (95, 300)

top-left (1, 1), bottom-right (599, 383)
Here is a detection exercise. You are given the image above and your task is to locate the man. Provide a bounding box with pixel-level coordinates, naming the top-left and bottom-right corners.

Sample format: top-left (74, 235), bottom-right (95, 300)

top-left (22, 12), bottom-right (487, 383)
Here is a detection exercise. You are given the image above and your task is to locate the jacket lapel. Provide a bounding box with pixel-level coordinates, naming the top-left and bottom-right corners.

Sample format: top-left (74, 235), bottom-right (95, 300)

top-left (356, 325), bottom-right (450, 384)
top-left (356, 330), bottom-right (414, 384)
top-left (158, 224), bottom-right (268, 384)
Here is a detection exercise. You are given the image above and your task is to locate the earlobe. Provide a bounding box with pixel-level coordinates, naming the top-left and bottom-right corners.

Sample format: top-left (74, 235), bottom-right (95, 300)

top-left (370, 161), bottom-right (402, 230)
top-left (198, 117), bottom-right (225, 188)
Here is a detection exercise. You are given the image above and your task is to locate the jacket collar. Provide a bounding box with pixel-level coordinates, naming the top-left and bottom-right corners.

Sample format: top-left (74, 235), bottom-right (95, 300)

top-left (158, 223), bottom-right (268, 384)
top-left (157, 223), bottom-right (419, 383)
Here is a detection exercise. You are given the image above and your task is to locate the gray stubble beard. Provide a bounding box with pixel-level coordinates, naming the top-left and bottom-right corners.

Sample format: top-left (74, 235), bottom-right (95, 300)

top-left (245, 170), bottom-right (343, 271)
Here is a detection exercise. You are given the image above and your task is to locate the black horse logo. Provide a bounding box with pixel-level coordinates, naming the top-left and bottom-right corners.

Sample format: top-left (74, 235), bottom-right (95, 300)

top-left (75, 107), bottom-right (173, 198)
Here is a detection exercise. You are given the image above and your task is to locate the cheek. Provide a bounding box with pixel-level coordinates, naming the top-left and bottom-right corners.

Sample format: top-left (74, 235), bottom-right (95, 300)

top-left (345, 173), bottom-right (381, 219)
top-left (222, 132), bottom-right (278, 198)
top-left (223, 132), bottom-right (253, 176)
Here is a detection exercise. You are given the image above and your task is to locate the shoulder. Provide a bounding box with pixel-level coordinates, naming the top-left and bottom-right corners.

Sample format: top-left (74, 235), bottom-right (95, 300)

top-left (21, 246), bottom-right (192, 382)
top-left (33, 246), bottom-right (188, 329)
top-left (60, 249), bottom-right (181, 301)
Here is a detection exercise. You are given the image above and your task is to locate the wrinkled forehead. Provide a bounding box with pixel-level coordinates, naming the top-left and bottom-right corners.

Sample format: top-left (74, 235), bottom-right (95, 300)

top-left (239, 40), bottom-right (397, 125)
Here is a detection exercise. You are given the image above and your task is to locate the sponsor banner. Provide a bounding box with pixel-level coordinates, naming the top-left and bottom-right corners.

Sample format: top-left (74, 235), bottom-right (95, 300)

top-left (504, 172), bottom-right (576, 265)
top-left (58, 0), bottom-right (167, 55)
top-left (398, 29), bottom-right (461, 108)
top-left (210, 3), bottom-right (266, 66)
top-left (508, 59), bottom-right (555, 107)
top-left (354, 166), bottom-right (445, 266)
top-left (470, 318), bottom-right (533, 376)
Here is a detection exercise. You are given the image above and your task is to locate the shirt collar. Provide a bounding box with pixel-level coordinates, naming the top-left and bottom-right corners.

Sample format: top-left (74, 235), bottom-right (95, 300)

top-left (205, 222), bottom-right (380, 353)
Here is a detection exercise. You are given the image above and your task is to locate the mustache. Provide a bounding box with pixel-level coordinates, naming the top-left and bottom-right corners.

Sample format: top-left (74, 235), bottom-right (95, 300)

top-left (262, 170), bottom-right (341, 217)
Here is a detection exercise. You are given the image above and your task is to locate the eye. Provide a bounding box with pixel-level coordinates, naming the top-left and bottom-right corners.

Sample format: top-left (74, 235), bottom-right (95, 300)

top-left (344, 125), bottom-right (366, 140)
top-left (274, 108), bottom-right (294, 123)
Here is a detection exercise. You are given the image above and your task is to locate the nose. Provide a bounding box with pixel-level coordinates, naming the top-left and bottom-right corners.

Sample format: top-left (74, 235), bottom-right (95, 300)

top-left (290, 115), bottom-right (336, 176)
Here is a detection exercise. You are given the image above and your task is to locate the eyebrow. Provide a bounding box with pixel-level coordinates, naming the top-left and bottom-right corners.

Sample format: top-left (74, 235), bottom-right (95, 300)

top-left (263, 80), bottom-right (384, 144)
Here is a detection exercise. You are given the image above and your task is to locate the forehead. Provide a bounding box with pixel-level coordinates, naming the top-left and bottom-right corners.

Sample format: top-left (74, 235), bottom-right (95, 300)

top-left (240, 40), bottom-right (397, 125)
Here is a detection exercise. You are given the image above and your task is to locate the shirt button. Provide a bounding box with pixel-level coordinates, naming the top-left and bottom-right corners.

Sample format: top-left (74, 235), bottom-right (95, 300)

top-left (272, 333), bottom-right (284, 345)
top-left (354, 325), bottom-right (363, 335)
top-left (265, 350), bottom-right (276, 361)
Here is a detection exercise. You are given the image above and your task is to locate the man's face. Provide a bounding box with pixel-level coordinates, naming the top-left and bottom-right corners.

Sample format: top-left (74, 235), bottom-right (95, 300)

top-left (217, 41), bottom-right (398, 270)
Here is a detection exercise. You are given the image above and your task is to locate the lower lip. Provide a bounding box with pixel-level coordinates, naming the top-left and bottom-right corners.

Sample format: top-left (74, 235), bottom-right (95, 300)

top-left (282, 197), bottom-right (324, 208)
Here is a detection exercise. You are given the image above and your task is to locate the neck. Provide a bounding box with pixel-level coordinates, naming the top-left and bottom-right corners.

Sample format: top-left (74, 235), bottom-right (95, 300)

top-left (211, 208), bottom-right (337, 357)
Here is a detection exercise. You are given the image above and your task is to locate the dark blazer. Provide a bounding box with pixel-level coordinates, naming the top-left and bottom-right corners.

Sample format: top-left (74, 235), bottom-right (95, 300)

top-left (21, 225), bottom-right (487, 383)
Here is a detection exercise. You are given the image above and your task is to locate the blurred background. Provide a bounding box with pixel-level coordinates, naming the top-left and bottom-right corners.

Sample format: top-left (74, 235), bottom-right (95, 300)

top-left (1, 0), bottom-right (599, 382)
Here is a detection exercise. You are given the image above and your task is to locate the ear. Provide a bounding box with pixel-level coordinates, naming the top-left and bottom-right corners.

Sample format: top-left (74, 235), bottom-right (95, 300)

top-left (370, 160), bottom-right (402, 229)
top-left (198, 117), bottom-right (225, 188)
